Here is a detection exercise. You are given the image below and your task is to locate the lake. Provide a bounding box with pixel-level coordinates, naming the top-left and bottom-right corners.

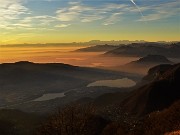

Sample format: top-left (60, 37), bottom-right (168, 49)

top-left (87, 78), bottom-right (136, 88)
top-left (33, 92), bottom-right (65, 101)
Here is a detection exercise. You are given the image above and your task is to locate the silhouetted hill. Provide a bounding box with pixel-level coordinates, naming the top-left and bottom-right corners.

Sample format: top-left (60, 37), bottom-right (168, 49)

top-left (74, 45), bottom-right (118, 52)
top-left (0, 61), bottom-right (123, 92)
top-left (142, 64), bottom-right (173, 82)
top-left (124, 55), bottom-right (172, 67)
top-left (0, 61), bottom-right (134, 112)
top-left (104, 42), bottom-right (180, 58)
top-left (110, 55), bottom-right (173, 75)
top-left (121, 63), bottom-right (180, 116)
top-left (134, 54), bottom-right (171, 63)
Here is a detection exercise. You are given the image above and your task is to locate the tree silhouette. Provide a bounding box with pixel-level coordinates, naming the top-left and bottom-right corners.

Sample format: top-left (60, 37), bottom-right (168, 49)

top-left (37, 104), bottom-right (108, 135)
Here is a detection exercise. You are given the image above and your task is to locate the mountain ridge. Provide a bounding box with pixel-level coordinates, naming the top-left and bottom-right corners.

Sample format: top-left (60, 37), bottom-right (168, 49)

top-left (104, 42), bottom-right (180, 58)
top-left (121, 63), bottom-right (180, 116)
top-left (73, 45), bottom-right (119, 52)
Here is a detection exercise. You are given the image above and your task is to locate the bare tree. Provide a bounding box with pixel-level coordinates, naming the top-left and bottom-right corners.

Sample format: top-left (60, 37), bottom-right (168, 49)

top-left (37, 103), bottom-right (108, 135)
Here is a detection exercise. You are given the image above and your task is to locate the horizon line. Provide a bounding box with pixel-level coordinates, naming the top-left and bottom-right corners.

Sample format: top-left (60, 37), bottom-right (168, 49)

top-left (0, 40), bottom-right (179, 46)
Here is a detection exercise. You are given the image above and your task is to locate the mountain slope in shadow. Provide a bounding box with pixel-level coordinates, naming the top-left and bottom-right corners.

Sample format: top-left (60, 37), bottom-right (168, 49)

top-left (126, 54), bottom-right (172, 64)
top-left (74, 45), bottom-right (119, 52)
top-left (0, 61), bottom-right (125, 92)
top-left (121, 63), bottom-right (180, 116)
top-left (106, 54), bottom-right (173, 75)
top-left (0, 61), bottom-right (138, 112)
top-left (119, 54), bottom-right (173, 74)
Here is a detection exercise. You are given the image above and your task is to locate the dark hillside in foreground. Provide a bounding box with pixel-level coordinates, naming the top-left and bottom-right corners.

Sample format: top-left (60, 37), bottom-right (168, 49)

top-left (133, 100), bottom-right (180, 135)
top-left (101, 100), bottom-right (180, 135)
top-left (0, 109), bottom-right (44, 135)
top-left (37, 99), bottom-right (180, 135)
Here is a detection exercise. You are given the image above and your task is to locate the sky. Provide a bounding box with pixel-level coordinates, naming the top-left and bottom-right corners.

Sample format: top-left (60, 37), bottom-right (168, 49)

top-left (0, 0), bottom-right (179, 44)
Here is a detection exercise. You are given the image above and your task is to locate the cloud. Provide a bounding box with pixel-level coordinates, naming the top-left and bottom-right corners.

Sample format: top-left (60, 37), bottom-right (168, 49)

top-left (0, 0), bottom-right (30, 29)
top-left (0, 0), bottom-right (179, 31)
top-left (137, 1), bottom-right (180, 21)
top-left (20, 16), bottom-right (57, 26)
top-left (68, 1), bottom-right (81, 5)
top-left (56, 10), bottom-right (79, 21)
top-left (56, 2), bottom-right (127, 25)
top-left (0, 0), bottom-right (58, 30)
top-left (0, 0), bottom-right (29, 20)
top-left (55, 24), bottom-right (71, 28)
top-left (56, 4), bottom-right (94, 22)
top-left (103, 13), bottom-right (123, 25)
top-left (81, 15), bottom-right (104, 23)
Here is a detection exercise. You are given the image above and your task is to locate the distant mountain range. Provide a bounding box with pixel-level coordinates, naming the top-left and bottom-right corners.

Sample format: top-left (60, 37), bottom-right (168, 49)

top-left (73, 45), bottom-right (119, 52)
top-left (0, 40), bottom-right (149, 47)
top-left (104, 42), bottom-right (180, 58)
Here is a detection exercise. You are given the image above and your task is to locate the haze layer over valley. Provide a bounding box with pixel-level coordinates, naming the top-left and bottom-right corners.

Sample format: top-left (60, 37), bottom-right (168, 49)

top-left (0, 41), bottom-right (180, 135)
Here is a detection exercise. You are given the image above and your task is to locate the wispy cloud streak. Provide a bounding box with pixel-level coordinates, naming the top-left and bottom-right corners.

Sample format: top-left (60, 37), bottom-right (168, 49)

top-left (130, 0), bottom-right (144, 19)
